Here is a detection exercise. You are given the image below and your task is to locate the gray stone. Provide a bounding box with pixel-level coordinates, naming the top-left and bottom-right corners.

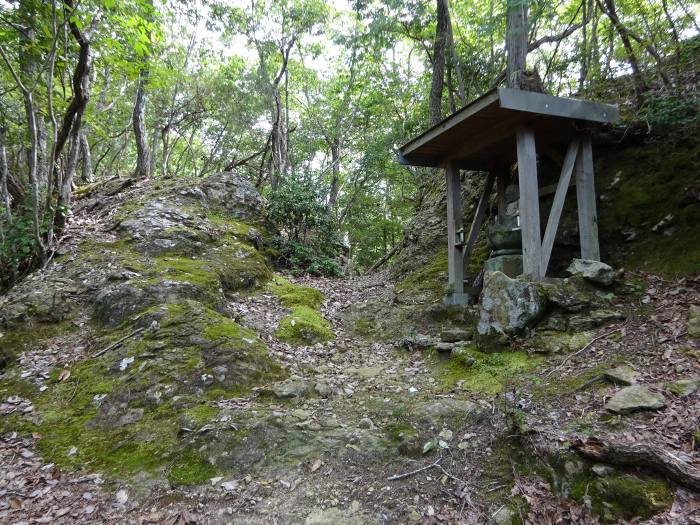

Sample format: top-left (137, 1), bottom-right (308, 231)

top-left (477, 271), bottom-right (547, 336)
top-left (200, 172), bottom-right (266, 222)
top-left (484, 254), bottom-right (523, 278)
top-left (568, 309), bottom-right (624, 331)
top-left (314, 382), bottom-right (332, 398)
top-left (604, 364), bottom-right (639, 386)
top-left (451, 346), bottom-right (476, 365)
top-left (605, 385), bottom-right (666, 414)
top-left (666, 378), bottom-right (700, 397)
top-left (414, 398), bottom-right (480, 428)
top-left (117, 200), bottom-right (207, 256)
top-left (566, 258), bottom-right (614, 286)
top-left (304, 507), bottom-right (370, 525)
top-left (492, 506), bottom-right (516, 525)
top-left (435, 342), bottom-right (455, 352)
top-left (592, 464), bottom-right (615, 476)
top-left (543, 278), bottom-right (592, 312)
top-left (440, 328), bottom-right (473, 343)
top-left (400, 334), bottom-right (436, 350)
top-left (271, 379), bottom-right (312, 399)
top-left (358, 417), bottom-right (375, 430)
top-left (689, 305), bottom-right (700, 339)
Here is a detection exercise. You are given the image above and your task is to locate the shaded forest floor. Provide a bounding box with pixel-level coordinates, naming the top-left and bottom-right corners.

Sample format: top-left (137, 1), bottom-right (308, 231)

top-left (2, 268), bottom-right (699, 523)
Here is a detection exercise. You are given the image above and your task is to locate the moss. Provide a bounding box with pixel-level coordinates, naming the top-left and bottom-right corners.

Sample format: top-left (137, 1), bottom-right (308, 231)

top-left (395, 252), bottom-right (448, 301)
top-left (434, 346), bottom-right (541, 395)
top-left (183, 404), bottom-right (219, 426)
top-left (266, 275), bottom-right (325, 309)
top-left (153, 256), bottom-right (221, 290)
top-left (212, 245), bottom-right (272, 292)
top-left (167, 449), bottom-right (218, 486)
top-left (597, 138), bottom-right (700, 276)
top-left (0, 321), bottom-right (78, 358)
top-left (276, 305), bottom-right (334, 345)
top-left (531, 331), bottom-right (593, 354)
top-left (0, 347), bottom-right (16, 371)
top-left (570, 473), bottom-right (673, 522)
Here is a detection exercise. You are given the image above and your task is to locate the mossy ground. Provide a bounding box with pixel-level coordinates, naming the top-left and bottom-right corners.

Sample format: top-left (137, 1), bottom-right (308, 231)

top-left (266, 275), bottom-right (324, 309)
top-left (395, 252), bottom-right (448, 301)
top-left (0, 301), bottom-right (282, 486)
top-left (433, 346), bottom-right (542, 395)
top-left (276, 305), bottom-right (334, 345)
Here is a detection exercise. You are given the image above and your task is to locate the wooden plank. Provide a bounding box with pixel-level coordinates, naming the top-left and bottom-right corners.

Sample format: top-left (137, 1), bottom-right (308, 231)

top-left (576, 136), bottom-right (600, 260)
top-left (445, 162), bottom-right (464, 299)
top-left (498, 87), bottom-right (620, 124)
top-left (540, 139), bottom-right (580, 276)
top-left (446, 112), bottom-right (529, 163)
top-left (516, 126), bottom-right (542, 279)
top-left (401, 90), bottom-right (501, 156)
top-left (463, 170), bottom-right (495, 269)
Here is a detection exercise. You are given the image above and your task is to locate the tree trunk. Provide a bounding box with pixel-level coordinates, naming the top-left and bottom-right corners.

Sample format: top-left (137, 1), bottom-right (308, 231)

top-left (596, 0), bottom-right (647, 103)
top-left (327, 140), bottom-right (340, 218)
top-left (429, 0), bottom-right (449, 125)
top-left (80, 129), bottom-right (93, 183)
top-left (506, 0), bottom-right (528, 88)
top-left (0, 126), bottom-right (11, 225)
top-left (132, 70), bottom-right (150, 179)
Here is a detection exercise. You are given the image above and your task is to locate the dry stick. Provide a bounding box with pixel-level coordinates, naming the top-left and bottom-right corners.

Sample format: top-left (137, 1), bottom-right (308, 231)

top-left (387, 459), bottom-right (442, 481)
top-left (91, 327), bottom-right (146, 358)
top-left (544, 326), bottom-right (623, 379)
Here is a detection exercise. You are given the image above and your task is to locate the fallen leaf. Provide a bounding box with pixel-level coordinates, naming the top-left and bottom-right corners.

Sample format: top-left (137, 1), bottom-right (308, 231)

top-left (116, 489), bottom-right (128, 504)
top-left (310, 458), bottom-right (322, 472)
top-left (9, 497), bottom-right (22, 510)
top-left (58, 369), bottom-right (71, 382)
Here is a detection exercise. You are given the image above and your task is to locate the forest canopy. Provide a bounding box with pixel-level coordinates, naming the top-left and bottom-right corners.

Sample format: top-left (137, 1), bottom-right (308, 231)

top-left (0, 0), bottom-right (698, 287)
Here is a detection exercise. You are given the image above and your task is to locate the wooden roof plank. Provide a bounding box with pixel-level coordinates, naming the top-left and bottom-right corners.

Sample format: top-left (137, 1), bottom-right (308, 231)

top-left (497, 88), bottom-right (620, 124)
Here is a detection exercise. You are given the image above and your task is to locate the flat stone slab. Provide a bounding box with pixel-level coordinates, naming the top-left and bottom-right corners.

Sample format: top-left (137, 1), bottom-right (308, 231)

top-left (666, 378), bottom-right (700, 397)
top-left (271, 379), bottom-right (312, 399)
top-left (604, 364), bottom-right (639, 386)
top-left (606, 385), bottom-right (665, 414)
top-left (348, 367), bottom-right (382, 379)
top-left (440, 328), bottom-right (472, 343)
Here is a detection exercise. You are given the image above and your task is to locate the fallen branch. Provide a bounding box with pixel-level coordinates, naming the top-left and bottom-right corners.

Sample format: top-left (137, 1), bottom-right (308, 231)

top-left (572, 437), bottom-right (700, 492)
top-left (365, 242), bottom-right (402, 275)
top-left (91, 326), bottom-right (146, 358)
top-left (387, 459), bottom-right (442, 481)
top-left (544, 326), bottom-right (623, 379)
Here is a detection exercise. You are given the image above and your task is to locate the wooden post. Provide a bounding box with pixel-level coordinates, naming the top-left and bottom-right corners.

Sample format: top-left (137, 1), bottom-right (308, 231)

top-left (463, 170), bottom-right (495, 270)
top-left (540, 139), bottom-right (580, 276)
top-left (445, 161), bottom-right (466, 304)
top-left (515, 126), bottom-right (542, 279)
top-left (575, 135), bottom-right (600, 261)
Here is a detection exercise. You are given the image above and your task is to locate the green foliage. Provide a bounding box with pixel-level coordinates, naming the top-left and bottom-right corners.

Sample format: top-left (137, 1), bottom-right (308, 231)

top-left (0, 214), bottom-right (36, 289)
top-left (642, 93), bottom-right (700, 126)
top-left (267, 180), bottom-right (344, 276)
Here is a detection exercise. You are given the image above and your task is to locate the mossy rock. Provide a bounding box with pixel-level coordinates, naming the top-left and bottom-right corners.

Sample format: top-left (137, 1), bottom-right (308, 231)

top-left (531, 330), bottom-right (593, 354)
top-left (276, 306), bottom-right (334, 345)
top-left (267, 275), bottom-right (325, 309)
top-left (3, 300), bottom-right (284, 485)
top-left (395, 251), bottom-right (448, 303)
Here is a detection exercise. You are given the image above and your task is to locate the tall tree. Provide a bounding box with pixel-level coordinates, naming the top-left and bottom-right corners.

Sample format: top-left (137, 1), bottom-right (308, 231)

top-left (429, 0), bottom-right (449, 125)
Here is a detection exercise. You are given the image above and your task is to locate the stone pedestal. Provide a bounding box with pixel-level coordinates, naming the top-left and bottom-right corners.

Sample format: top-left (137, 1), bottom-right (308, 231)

top-left (484, 254), bottom-right (523, 277)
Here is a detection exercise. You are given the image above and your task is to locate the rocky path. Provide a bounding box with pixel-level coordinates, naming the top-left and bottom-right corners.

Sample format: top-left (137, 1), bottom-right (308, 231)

top-left (3, 268), bottom-right (700, 524)
top-left (0, 273), bottom-right (504, 524)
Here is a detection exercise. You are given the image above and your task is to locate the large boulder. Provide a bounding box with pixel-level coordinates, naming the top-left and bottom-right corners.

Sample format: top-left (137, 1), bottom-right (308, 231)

top-left (117, 199), bottom-right (209, 256)
top-left (477, 271), bottom-right (547, 336)
top-left (689, 305), bottom-right (700, 339)
top-left (201, 172), bottom-right (266, 222)
top-left (566, 258), bottom-right (614, 287)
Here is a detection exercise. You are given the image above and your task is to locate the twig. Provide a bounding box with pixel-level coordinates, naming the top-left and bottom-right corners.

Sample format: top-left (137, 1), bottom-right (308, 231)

top-left (544, 326), bottom-right (623, 379)
top-left (387, 459), bottom-right (442, 481)
top-left (91, 327), bottom-right (145, 358)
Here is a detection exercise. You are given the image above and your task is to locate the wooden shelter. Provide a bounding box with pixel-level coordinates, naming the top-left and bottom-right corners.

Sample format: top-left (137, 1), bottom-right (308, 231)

top-left (399, 87), bottom-right (620, 305)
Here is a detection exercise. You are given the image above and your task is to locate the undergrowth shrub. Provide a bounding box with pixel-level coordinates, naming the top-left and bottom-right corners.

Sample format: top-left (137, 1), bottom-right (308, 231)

top-left (267, 180), bottom-right (344, 277)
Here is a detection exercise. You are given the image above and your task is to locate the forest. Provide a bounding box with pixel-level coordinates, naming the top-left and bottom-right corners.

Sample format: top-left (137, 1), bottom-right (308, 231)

top-left (1, 0), bottom-right (697, 287)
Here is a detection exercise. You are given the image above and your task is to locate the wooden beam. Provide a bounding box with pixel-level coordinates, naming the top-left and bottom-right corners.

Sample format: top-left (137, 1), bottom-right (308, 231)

top-left (576, 136), bottom-right (600, 260)
top-left (446, 113), bottom-right (528, 163)
top-left (516, 126), bottom-right (542, 279)
top-left (445, 162), bottom-right (465, 301)
top-left (540, 139), bottom-right (580, 276)
top-left (463, 170), bottom-right (495, 270)
top-left (498, 87), bottom-right (621, 124)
